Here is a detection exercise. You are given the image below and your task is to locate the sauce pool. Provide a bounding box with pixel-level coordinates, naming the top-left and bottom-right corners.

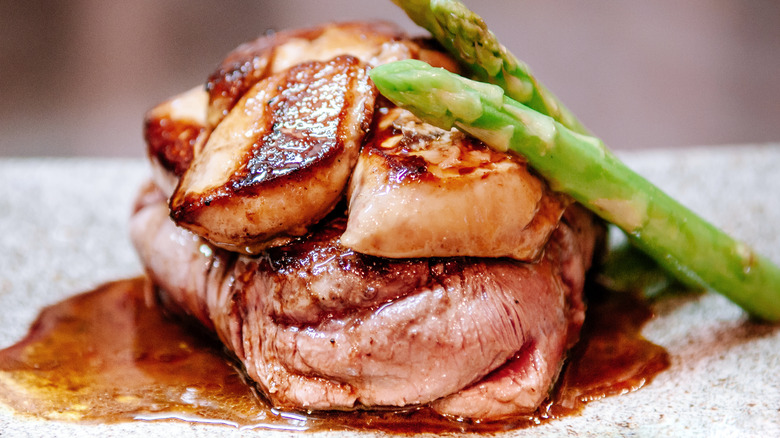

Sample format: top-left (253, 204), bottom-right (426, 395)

top-left (0, 277), bottom-right (669, 433)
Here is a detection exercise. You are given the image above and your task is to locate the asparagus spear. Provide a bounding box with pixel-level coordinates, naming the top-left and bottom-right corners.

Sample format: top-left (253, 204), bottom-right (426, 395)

top-left (392, 0), bottom-right (588, 134)
top-left (369, 59), bottom-right (780, 321)
top-left (396, 0), bottom-right (682, 293)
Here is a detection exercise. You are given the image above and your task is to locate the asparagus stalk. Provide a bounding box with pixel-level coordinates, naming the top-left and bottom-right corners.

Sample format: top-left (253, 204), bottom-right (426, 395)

top-left (395, 0), bottom-right (680, 293)
top-left (369, 59), bottom-right (780, 321)
top-left (392, 0), bottom-right (588, 134)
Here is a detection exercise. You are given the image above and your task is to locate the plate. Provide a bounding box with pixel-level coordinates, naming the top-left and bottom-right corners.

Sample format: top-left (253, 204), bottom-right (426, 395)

top-left (1, 146), bottom-right (779, 437)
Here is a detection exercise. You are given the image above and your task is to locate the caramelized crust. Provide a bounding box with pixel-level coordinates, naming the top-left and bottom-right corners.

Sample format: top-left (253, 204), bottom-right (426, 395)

top-left (143, 86), bottom-right (209, 197)
top-left (145, 22), bottom-right (421, 200)
top-left (142, 22), bottom-right (458, 254)
top-left (170, 56), bottom-right (377, 253)
top-left (144, 21), bottom-right (554, 259)
top-left (131, 186), bottom-right (602, 418)
top-left (342, 107), bottom-right (570, 260)
top-left (206, 21), bottom-right (413, 127)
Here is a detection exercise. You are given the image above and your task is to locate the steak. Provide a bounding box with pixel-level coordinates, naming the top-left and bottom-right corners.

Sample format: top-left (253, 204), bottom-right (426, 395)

top-left (130, 183), bottom-right (602, 420)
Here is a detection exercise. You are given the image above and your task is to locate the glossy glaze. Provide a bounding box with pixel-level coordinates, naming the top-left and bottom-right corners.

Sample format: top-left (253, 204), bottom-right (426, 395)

top-left (0, 278), bottom-right (668, 432)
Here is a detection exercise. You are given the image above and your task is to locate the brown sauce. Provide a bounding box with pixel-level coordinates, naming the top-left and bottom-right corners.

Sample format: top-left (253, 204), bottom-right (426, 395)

top-left (0, 277), bottom-right (669, 433)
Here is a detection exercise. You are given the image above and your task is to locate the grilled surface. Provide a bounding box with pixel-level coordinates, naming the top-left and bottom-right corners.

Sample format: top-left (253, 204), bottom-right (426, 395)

top-left (143, 86), bottom-right (209, 198)
top-left (206, 21), bottom-right (412, 128)
top-left (169, 56), bottom-right (376, 253)
top-left (144, 22), bottom-right (471, 254)
top-left (342, 107), bottom-right (569, 260)
top-left (131, 185), bottom-right (601, 419)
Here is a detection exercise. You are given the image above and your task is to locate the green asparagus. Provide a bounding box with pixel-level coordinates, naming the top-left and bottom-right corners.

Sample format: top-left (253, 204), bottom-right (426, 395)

top-left (369, 59), bottom-right (780, 321)
top-left (597, 226), bottom-right (686, 299)
top-left (392, 0), bottom-right (588, 134)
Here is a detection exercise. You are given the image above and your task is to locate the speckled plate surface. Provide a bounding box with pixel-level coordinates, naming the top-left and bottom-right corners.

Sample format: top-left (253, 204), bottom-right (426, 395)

top-left (1, 145), bottom-right (779, 437)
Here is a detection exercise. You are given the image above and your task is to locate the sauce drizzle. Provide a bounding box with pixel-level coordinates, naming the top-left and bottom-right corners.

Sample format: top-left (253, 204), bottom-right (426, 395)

top-left (0, 277), bottom-right (669, 433)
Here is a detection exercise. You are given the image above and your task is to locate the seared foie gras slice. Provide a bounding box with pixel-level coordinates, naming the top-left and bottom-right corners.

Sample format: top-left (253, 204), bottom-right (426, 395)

top-left (207, 21), bottom-right (413, 127)
top-left (342, 107), bottom-right (570, 260)
top-left (170, 56), bottom-right (376, 253)
top-left (143, 86), bottom-right (209, 198)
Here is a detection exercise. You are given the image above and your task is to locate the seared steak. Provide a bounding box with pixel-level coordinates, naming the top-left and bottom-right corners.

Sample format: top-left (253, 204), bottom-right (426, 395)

top-left (131, 184), bottom-right (601, 420)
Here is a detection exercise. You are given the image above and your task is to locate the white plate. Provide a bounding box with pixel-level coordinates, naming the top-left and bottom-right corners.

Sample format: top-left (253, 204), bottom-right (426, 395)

top-left (1, 146), bottom-right (779, 437)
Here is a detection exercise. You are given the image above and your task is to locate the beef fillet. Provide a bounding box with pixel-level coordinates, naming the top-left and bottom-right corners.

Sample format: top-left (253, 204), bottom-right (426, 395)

top-left (130, 184), bottom-right (601, 420)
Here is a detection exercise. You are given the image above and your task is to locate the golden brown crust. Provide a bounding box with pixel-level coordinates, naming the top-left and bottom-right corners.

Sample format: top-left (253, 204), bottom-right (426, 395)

top-left (143, 86), bottom-right (209, 197)
top-left (170, 56), bottom-right (377, 253)
top-left (342, 107), bottom-right (570, 260)
top-left (206, 21), bottom-right (410, 128)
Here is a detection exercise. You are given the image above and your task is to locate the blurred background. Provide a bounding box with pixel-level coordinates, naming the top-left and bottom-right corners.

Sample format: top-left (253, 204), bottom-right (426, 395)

top-left (2, 0), bottom-right (779, 157)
